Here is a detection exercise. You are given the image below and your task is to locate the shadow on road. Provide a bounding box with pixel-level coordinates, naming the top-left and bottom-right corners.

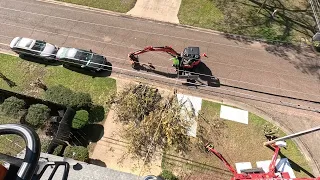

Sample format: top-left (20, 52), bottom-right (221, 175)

top-left (62, 61), bottom-right (112, 78)
top-left (193, 62), bottom-right (221, 87)
top-left (19, 54), bottom-right (61, 66)
top-left (133, 62), bottom-right (221, 87)
top-left (133, 63), bottom-right (178, 78)
top-left (224, 33), bottom-right (320, 80)
top-left (89, 159), bottom-right (107, 167)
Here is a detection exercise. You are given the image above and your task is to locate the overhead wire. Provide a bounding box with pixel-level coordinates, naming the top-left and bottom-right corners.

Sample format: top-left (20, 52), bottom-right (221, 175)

top-left (2, 42), bottom-right (320, 114)
top-left (0, 27), bottom-right (319, 100)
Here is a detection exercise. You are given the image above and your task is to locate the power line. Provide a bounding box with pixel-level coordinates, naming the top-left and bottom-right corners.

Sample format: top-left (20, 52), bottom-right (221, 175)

top-left (0, 28), bottom-right (319, 100)
top-left (0, 12), bottom-right (318, 82)
top-left (1, 41), bottom-right (320, 113)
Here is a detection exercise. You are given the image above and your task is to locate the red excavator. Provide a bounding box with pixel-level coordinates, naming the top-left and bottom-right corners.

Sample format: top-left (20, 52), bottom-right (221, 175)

top-left (128, 46), bottom-right (207, 70)
top-left (128, 46), bottom-right (221, 86)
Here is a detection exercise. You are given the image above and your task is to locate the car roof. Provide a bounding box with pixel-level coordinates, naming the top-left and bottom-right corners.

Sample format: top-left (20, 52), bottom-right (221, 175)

top-left (17, 38), bottom-right (35, 48)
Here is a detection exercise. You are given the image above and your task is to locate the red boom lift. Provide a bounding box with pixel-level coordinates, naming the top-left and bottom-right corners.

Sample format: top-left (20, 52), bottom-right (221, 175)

top-left (204, 126), bottom-right (320, 180)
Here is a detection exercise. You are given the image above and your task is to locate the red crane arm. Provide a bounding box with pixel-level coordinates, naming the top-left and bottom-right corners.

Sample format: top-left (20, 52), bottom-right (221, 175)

top-left (205, 143), bottom-right (238, 177)
top-left (268, 146), bottom-right (280, 176)
top-left (129, 46), bottom-right (180, 57)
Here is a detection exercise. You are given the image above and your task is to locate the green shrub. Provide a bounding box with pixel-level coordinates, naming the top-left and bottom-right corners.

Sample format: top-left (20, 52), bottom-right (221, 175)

top-left (64, 146), bottom-right (89, 162)
top-left (72, 110), bottom-right (89, 129)
top-left (160, 170), bottom-right (178, 180)
top-left (53, 145), bottom-right (64, 156)
top-left (45, 85), bottom-right (92, 109)
top-left (41, 139), bottom-right (51, 153)
top-left (26, 104), bottom-right (50, 127)
top-left (0, 96), bottom-right (25, 118)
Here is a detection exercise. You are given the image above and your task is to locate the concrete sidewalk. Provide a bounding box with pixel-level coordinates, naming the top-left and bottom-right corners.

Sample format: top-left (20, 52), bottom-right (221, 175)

top-left (127, 0), bottom-right (181, 23)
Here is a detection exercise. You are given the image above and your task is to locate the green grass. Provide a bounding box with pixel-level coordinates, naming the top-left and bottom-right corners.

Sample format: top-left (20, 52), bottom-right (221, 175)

top-left (0, 53), bottom-right (117, 155)
top-left (0, 54), bottom-right (116, 106)
top-left (44, 67), bottom-right (116, 105)
top-left (178, 0), bottom-right (223, 29)
top-left (178, 0), bottom-right (314, 42)
top-left (162, 100), bottom-right (313, 179)
top-left (0, 115), bottom-right (25, 156)
top-left (57, 0), bottom-right (137, 13)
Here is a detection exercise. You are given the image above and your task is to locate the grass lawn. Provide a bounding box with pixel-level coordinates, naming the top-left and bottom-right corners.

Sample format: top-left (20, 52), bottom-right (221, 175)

top-left (0, 115), bottom-right (25, 156)
top-left (178, 0), bottom-right (315, 42)
top-left (162, 100), bottom-right (313, 179)
top-left (57, 0), bottom-right (137, 13)
top-left (0, 53), bottom-right (116, 106)
top-left (0, 53), bottom-right (117, 155)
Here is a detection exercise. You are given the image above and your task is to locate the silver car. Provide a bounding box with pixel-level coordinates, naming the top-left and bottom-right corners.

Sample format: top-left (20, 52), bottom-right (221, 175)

top-left (10, 37), bottom-right (58, 60)
top-left (56, 47), bottom-right (107, 71)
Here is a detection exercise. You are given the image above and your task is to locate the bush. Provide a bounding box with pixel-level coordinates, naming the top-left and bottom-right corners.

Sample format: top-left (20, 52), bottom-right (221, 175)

top-left (72, 110), bottom-right (89, 129)
top-left (53, 145), bottom-right (64, 156)
top-left (26, 104), bottom-right (50, 127)
top-left (45, 85), bottom-right (92, 109)
top-left (160, 170), bottom-right (178, 180)
top-left (41, 138), bottom-right (51, 153)
top-left (64, 146), bottom-right (89, 162)
top-left (0, 96), bottom-right (25, 118)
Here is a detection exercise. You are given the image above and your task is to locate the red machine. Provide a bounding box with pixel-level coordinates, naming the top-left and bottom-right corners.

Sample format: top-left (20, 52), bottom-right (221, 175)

top-left (205, 142), bottom-right (320, 180)
top-left (128, 46), bottom-right (207, 70)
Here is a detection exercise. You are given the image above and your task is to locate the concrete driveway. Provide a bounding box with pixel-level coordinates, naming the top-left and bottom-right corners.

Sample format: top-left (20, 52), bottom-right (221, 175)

top-left (0, 0), bottom-right (319, 176)
top-left (127, 0), bottom-right (181, 23)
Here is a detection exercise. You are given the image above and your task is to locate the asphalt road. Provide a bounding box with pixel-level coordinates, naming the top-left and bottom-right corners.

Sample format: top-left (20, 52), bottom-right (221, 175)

top-left (0, 0), bottom-right (320, 176)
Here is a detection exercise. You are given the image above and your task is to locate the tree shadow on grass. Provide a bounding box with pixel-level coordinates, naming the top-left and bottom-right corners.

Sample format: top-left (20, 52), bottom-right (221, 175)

top-left (88, 105), bottom-right (105, 123)
top-left (0, 72), bottom-right (17, 88)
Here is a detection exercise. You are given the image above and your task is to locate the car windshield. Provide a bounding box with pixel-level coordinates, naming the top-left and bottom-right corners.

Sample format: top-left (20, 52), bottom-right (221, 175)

top-left (31, 40), bottom-right (46, 52)
top-left (74, 51), bottom-right (93, 62)
top-left (90, 55), bottom-right (105, 68)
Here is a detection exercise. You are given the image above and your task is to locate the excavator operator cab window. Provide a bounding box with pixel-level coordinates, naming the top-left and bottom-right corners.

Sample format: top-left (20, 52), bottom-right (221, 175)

top-left (182, 47), bottom-right (200, 60)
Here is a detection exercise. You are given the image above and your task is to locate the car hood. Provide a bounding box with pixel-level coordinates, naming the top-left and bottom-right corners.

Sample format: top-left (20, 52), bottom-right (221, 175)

top-left (9, 37), bottom-right (21, 48)
top-left (40, 43), bottom-right (57, 56)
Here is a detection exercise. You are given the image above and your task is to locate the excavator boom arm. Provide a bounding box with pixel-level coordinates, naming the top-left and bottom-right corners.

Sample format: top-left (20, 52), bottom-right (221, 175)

top-left (130, 46), bottom-right (180, 57)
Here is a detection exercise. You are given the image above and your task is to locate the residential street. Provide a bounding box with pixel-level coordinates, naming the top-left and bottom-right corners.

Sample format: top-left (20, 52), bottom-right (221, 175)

top-left (0, 0), bottom-right (319, 176)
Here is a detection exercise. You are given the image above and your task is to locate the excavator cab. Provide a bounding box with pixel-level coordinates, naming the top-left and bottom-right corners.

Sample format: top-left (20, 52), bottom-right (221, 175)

top-left (181, 47), bottom-right (201, 67)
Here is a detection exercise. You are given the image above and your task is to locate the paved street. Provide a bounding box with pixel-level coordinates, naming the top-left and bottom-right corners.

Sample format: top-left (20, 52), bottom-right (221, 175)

top-left (0, 0), bottom-right (320, 176)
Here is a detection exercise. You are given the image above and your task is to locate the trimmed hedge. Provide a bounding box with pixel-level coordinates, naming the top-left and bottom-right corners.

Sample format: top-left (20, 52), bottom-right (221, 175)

top-left (26, 104), bottom-right (50, 127)
top-left (0, 96), bottom-right (25, 118)
top-left (53, 145), bottom-right (64, 156)
top-left (64, 146), bottom-right (89, 162)
top-left (72, 110), bottom-right (89, 129)
top-left (160, 170), bottom-right (179, 180)
top-left (44, 85), bottom-right (92, 109)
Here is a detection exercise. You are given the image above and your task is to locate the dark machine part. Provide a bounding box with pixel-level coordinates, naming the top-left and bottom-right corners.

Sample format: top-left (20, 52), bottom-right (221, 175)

top-left (128, 46), bottom-right (204, 70)
top-left (0, 124), bottom-right (70, 180)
